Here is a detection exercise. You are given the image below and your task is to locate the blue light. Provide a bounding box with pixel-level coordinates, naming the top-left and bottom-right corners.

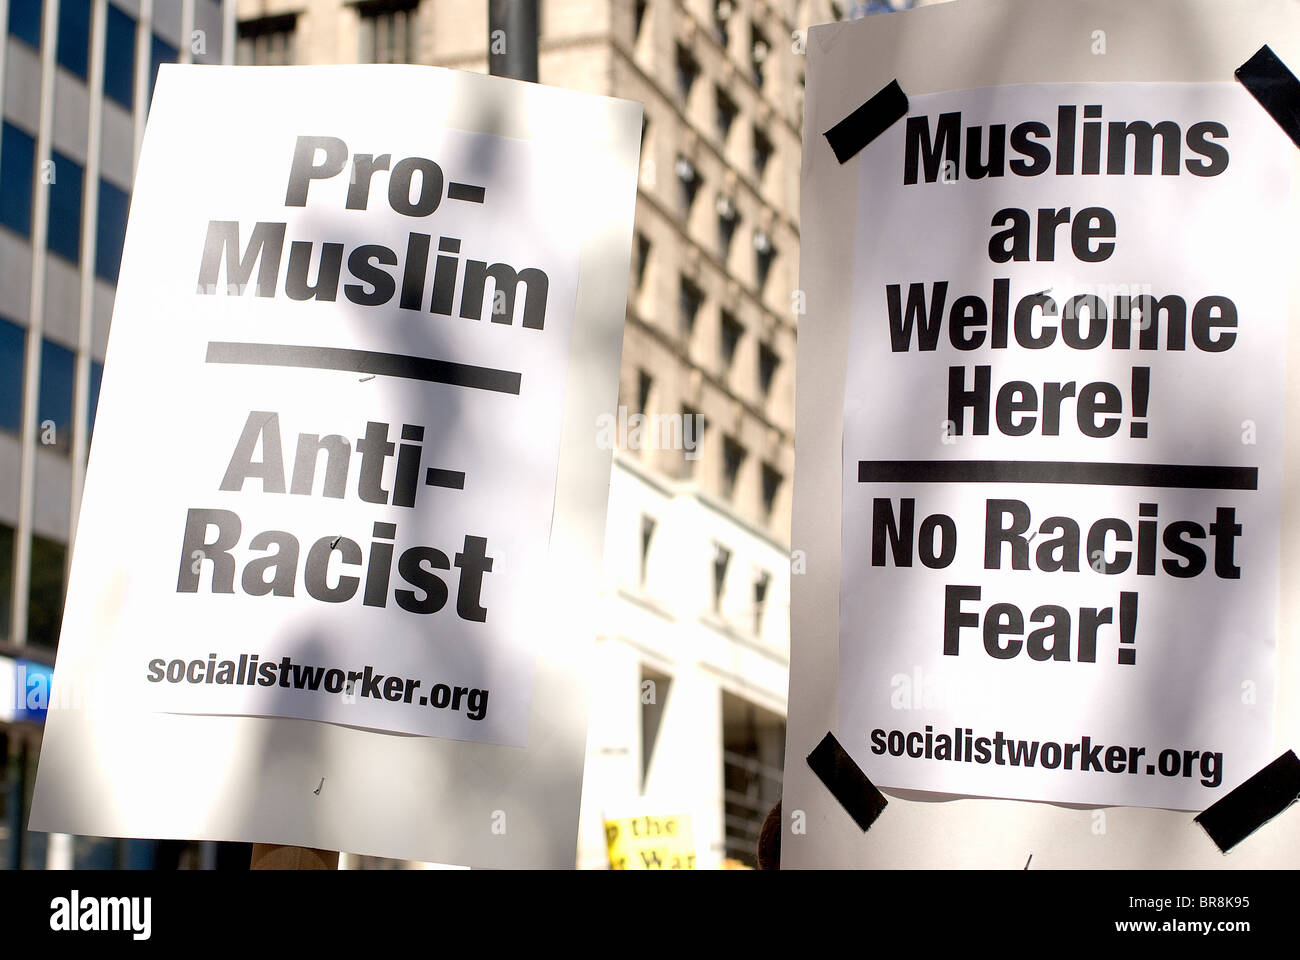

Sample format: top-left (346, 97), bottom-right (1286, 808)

top-left (15, 659), bottom-right (52, 722)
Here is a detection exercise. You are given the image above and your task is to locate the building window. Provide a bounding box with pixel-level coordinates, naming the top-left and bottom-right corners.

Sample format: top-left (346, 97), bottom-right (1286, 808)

top-left (716, 195), bottom-right (737, 261)
top-left (758, 341), bottom-right (779, 398)
top-left (750, 27), bottom-right (769, 88)
top-left (0, 523), bottom-right (12, 641)
top-left (640, 665), bottom-right (671, 790)
top-left (95, 178), bottom-right (130, 283)
top-left (27, 535), bottom-right (67, 648)
top-left (634, 0), bottom-right (648, 41)
top-left (722, 693), bottom-right (785, 867)
top-left (639, 514), bottom-right (656, 586)
top-left (711, 542), bottom-right (731, 612)
top-left (681, 404), bottom-right (704, 477)
top-left (675, 45), bottom-right (698, 106)
top-left (719, 310), bottom-right (742, 372)
top-left (88, 359), bottom-right (104, 442)
top-left (754, 230), bottom-right (775, 290)
top-left (0, 318), bottom-right (25, 435)
top-left (716, 87), bottom-right (738, 143)
top-left (713, 0), bottom-right (732, 49)
top-left (359, 1), bottom-right (416, 64)
top-left (752, 569), bottom-right (770, 634)
top-left (761, 462), bottom-right (782, 520)
top-left (46, 151), bottom-right (84, 265)
top-left (149, 33), bottom-right (179, 106)
top-left (0, 122), bottom-right (36, 238)
top-left (8, 0), bottom-right (43, 49)
top-left (237, 13), bottom-right (297, 65)
top-left (56, 0), bottom-right (91, 79)
top-left (679, 277), bottom-right (702, 341)
top-left (722, 436), bottom-right (745, 500)
top-left (753, 128), bottom-right (774, 182)
top-left (38, 338), bottom-right (75, 456)
top-left (635, 369), bottom-right (653, 416)
top-left (676, 156), bottom-right (699, 218)
top-left (633, 232), bottom-right (650, 292)
top-left (103, 5), bottom-right (137, 109)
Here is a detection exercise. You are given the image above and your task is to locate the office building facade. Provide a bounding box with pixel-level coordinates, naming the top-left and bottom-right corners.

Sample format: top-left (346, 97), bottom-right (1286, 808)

top-left (0, 0), bottom-right (233, 869)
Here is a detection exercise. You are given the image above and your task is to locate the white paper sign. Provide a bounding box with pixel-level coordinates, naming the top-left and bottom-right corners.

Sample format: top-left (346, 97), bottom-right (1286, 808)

top-left (29, 64), bottom-right (639, 866)
top-left (840, 82), bottom-right (1292, 809)
top-left (75, 75), bottom-right (592, 746)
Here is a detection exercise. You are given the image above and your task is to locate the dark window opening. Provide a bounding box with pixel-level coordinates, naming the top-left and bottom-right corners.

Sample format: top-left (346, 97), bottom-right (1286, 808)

top-left (722, 436), bottom-right (745, 501)
top-left (719, 310), bottom-right (742, 371)
top-left (761, 462), bottom-right (782, 520)
top-left (758, 342), bottom-right (779, 398)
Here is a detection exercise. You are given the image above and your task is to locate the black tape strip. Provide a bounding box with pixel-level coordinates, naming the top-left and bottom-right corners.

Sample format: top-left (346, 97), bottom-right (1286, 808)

top-left (1235, 45), bottom-right (1300, 148)
top-left (806, 731), bottom-right (888, 831)
top-left (823, 79), bottom-right (909, 164)
top-left (448, 182), bottom-right (486, 203)
top-left (1195, 750), bottom-right (1300, 853)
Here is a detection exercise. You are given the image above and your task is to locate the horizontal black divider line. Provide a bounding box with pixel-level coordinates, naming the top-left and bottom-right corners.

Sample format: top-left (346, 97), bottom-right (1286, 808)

top-left (857, 460), bottom-right (1258, 490)
top-left (425, 467), bottom-right (466, 490)
top-left (205, 342), bottom-right (521, 395)
top-left (447, 182), bottom-right (486, 202)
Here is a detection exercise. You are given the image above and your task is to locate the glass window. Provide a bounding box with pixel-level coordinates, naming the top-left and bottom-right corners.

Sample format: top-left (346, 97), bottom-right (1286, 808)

top-left (716, 88), bottom-right (738, 142)
top-left (753, 128), bottom-right (774, 182)
top-left (755, 233), bottom-right (775, 291)
top-left (46, 151), bottom-right (83, 264)
top-left (56, 0), bottom-right (91, 79)
top-left (676, 156), bottom-right (699, 217)
top-left (639, 515), bottom-right (655, 586)
top-left (633, 233), bottom-right (650, 292)
top-left (681, 404), bottom-right (704, 478)
top-left (26, 535), bottom-right (66, 648)
top-left (713, 0), bottom-right (731, 49)
top-left (104, 4), bottom-right (137, 110)
top-left (237, 13), bottom-right (296, 65)
top-left (719, 310), bottom-right (742, 371)
top-left (0, 318), bottom-right (25, 435)
top-left (758, 342), bottom-right (779, 397)
top-left (38, 338), bottom-right (75, 456)
top-left (0, 523), bottom-right (13, 641)
top-left (149, 33), bottom-right (178, 105)
top-left (678, 277), bottom-right (702, 340)
top-left (634, 0), bottom-right (648, 41)
top-left (711, 542), bottom-right (731, 611)
top-left (752, 570), bottom-right (770, 634)
top-left (358, 1), bottom-right (416, 64)
top-left (761, 463), bottom-right (782, 520)
top-left (675, 46), bottom-right (698, 105)
top-left (717, 199), bottom-right (737, 261)
top-left (7, 0), bottom-right (42, 49)
top-left (0, 122), bottom-right (36, 238)
top-left (722, 436), bottom-right (746, 500)
top-left (88, 359), bottom-right (104, 442)
top-left (96, 178), bottom-right (130, 282)
top-left (750, 27), bottom-right (769, 88)
top-left (635, 369), bottom-right (652, 416)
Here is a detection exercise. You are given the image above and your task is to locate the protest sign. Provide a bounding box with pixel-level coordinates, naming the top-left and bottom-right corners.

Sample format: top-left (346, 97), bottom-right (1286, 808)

top-left (841, 79), bottom-right (1289, 810)
top-left (30, 63), bottom-right (640, 867)
top-left (786, 0), bottom-right (1300, 867)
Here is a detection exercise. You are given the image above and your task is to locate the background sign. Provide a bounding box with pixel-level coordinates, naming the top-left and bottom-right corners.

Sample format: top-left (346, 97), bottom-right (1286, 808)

top-left (604, 814), bottom-right (696, 870)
